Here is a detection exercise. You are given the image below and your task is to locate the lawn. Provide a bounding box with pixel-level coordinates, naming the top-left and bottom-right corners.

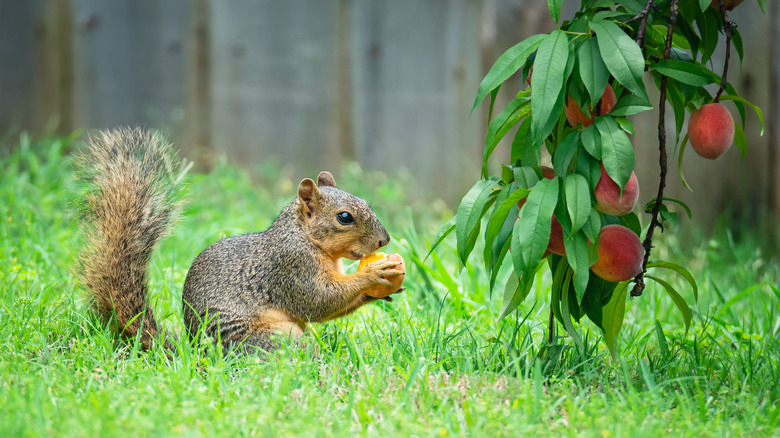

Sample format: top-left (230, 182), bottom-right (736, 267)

top-left (1, 134), bottom-right (779, 437)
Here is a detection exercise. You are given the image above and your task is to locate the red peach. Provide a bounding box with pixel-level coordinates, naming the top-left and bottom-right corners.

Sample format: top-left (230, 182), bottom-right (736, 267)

top-left (590, 225), bottom-right (643, 283)
top-left (547, 215), bottom-right (566, 256)
top-left (688, 103), bottom-right (734, 160)
top-left (564, 85), bottom-right (617, 128)
top-left (359, 252), bottom-right (405, 298)
top-left (595, 164), bottom-right (640, 216)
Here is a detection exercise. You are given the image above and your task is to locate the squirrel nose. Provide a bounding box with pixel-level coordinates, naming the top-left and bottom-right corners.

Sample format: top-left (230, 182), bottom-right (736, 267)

top-left (378, 230), bottom-right (390, 248)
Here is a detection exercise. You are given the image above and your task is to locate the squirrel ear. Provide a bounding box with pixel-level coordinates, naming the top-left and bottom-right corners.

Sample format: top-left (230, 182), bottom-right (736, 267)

top-left (317, 171), bottom-right (337, 188)
top-left (297, 178), bottom-right (322, 218)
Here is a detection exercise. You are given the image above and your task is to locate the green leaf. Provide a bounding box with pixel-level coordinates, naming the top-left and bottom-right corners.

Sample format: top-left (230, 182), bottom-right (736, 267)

top-left (456, 179), bottom-right (499, 264)
top-left (734, 120), bottom-right (747, 159)
top-left (547, 0), bottom-right (562, 24)
top-left (647, 261), bottom-right (698, 303)
top-left (577, 38), bottom-right (609, 106)
top-left (660, 197), bottom-right (693, 219)
top-left (510, 118), bottom-right (534, 166)
top-left (531, 30), bottom-right (570, 143)
top-left (697, 0), bottom-right (709, 11)
top-left (582, 209), bottom-right (601, 243)
top-left (483, 97), bottom-right (530, 177)
top-left (564, 174), bottom-right (590, 235)
top-left (590, 19), bottom-right (648, 101)
top-left (652, 59), bottom-right (717, 87)
top-left (601, 281), bottom-right (630, 358)
top-left (560, 274), bottom-right (585, 350)
top-left (610, 94), bottom-right (653, 117)
top-left (484, 187), bottom-right (529, 270)
top-left (678, 134), bottom-right (693, 191)
top-left (562, 230), bottom-right (590, 301)
top-left (499, 271), bottom-right (533, 319)
top-left (472, 34), bottom-right (546, 113)
top-left (646, 275), bottom-right (692, 333)
top-left (512, 178), bottom-right (559, 284)
top-left (717, 94), bottom-right (765, 136)
top-left (595, 116), bottom-right (635, 190)
top-left (581, 124), bottom-right (601, 159)
top-left (552, 131), bottom-right (579, 177)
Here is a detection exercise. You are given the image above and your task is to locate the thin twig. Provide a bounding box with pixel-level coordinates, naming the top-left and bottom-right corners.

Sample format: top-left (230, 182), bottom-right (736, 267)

top-left (631, 0), bottom-right (680, 298)
top-left (715, 0), bottom-right (737, 102)
top-left (630, 0), bottom-right (656, 53)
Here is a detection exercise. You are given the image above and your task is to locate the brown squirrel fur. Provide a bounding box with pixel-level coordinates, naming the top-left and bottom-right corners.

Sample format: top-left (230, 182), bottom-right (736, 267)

top-left (76, 127), bottom-right (402, 353)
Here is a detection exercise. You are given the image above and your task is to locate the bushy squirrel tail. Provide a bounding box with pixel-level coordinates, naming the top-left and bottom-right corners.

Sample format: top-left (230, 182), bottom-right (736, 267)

top-left (75, 127), bottom-right (190, 351)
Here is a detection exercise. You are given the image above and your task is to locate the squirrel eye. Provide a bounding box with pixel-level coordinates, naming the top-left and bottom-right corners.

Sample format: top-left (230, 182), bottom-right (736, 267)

top-left (336, 211), bottom-right (355, 225)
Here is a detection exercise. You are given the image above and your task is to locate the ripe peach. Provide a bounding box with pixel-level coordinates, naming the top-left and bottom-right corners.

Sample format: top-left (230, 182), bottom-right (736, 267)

top-left (590, 225), bottom-right (643, 283)
top-left (709, 0), bottom-right (744, 11)
top-left (687, 103), bottom-right (734, 160)
top-left (564, 85), bottom-right (617, 128)
top-left (547, 215), bottom-right (566, 256)
top-left (359, 252), bottom-right (405, 298)
top-left (595, 164), bottom-right (639, 216)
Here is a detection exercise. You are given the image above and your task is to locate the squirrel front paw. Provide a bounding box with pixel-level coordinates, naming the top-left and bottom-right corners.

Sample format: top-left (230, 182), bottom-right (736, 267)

top-left (359, 253), bottom-right (406, 298)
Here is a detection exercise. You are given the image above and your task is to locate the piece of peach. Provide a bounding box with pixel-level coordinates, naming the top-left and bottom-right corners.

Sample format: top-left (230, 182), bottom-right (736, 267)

top-left (595, 163), bottom-right (639, 216)
top-left (590, 224), bottom-right (643, 283)
top-left (688, 103), bottom-right (734, 160)
top-left (359, 252), bottom-right (405, 298)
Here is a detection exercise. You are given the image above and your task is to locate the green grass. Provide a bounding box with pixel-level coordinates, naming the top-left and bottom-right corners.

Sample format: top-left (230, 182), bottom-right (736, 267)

top-left (1, 133), bottom-right (779, 437)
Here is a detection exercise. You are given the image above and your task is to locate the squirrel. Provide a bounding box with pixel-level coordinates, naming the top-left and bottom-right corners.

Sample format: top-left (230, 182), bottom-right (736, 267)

top-left (75, 127), bottom-right (404, 353)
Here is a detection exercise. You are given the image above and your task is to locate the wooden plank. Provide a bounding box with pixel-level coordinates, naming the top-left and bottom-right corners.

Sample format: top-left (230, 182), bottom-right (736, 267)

top-left (0, 0), bottom-right (41, 139)
top-left (209, 0), bottom-right (343, 175)
top-left (351, 0), bottom-right (483, 202)
top-left (69, 0), bottom-right (189, 132)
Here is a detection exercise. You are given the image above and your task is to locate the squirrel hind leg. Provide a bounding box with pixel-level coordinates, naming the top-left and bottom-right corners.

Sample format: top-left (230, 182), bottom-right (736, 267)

top-left (230, 310), bottom-right (306, 354)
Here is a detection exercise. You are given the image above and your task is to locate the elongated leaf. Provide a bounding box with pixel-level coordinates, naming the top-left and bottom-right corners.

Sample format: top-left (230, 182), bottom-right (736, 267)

top-left (734, 120), bottom-right (747, 159)
top-left (717, 94), bottom-right (765, 136)
top-left (510, 118), bottom-right (534, 165)
top-left (590, 19), bottom-right (648, 101)
top-left (499, 270), bottom-right (534, 319)
top-left (552, 131), bottom-right (579, 177)
top-left (483, 97), bottom-right (531, 177)
top-left (562, 230), bottom-right (590, 301)
top-left (661, 197), bottom-right (693, 218)
top-left (564, 174), bottom-right (590, 235)
top-left (647, 261), bottom-right (698, 303)
top-left (646, 275), bottom-right (692, 333)
top-left (531, 30), bottom-right (570, 143)
top-left (456, 179), bottom-right (499, 264)
top-left (581, 124), bottom-right (601, 159)
top-left (652, 59), bottom-right (717, 87)
top-left (596, 116), bottom-right (635, 190)
top-left (560, 273), bottom-right (585, 350)
top-left (601, 281), bottom-right (630, 358)
top-left (547, 0), bottom-right (562, 23)
top-left (678, 134), bottom-right (693, 191)
top-left (484, 187), bottom-right (529, 269)
top-left (577, 38), bottom-right (609, 105)
top-left (512, 178), bottom-right (559, 285)
top-left (610, 94), bottom-right (653, 117)
top-left (472, 34), bottom-right (546, 113)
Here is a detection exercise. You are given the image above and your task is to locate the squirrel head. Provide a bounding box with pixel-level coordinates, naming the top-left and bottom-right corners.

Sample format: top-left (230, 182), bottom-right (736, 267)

top-left (297, 171), bottom-right (390, 260)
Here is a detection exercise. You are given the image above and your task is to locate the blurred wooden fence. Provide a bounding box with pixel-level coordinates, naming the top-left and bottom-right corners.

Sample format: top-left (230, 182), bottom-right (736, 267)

top-left (0, 0), bottom-right (777, 224)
